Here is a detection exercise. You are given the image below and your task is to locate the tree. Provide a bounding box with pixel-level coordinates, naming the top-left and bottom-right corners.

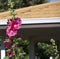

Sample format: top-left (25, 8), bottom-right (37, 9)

top-left (31, 0), bottom-right (48, 5)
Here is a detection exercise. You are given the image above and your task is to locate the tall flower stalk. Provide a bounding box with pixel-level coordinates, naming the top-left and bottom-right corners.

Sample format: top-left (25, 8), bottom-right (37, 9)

top-left (4, 0), bottom-right (26, 59)
top-left (8, 0), bottom-right (15, 19)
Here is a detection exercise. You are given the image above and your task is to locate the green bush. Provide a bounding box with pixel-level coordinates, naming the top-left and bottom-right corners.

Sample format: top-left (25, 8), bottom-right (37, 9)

top-left (37, 39), bottom-right (59, 59)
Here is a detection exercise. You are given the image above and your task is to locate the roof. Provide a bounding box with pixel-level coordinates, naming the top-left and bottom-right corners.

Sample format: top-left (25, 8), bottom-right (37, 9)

top-left (0, 1), bottom-right (60, 19)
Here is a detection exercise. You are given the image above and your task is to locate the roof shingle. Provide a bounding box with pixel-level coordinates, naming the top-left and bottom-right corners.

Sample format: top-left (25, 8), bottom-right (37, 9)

top-left (0, 1), bottom-right (60, 19)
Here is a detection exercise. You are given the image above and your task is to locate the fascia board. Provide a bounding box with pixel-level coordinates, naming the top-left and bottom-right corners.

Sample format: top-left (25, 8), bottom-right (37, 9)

top-left (0, 17), bottom-right (60, 25)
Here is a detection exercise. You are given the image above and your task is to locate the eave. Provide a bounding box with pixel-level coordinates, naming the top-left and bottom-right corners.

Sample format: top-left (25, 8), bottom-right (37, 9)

top-left (0, 17), bottom-right (60, 29)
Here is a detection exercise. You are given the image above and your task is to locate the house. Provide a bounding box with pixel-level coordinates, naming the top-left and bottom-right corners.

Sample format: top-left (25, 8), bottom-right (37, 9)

top-left (0, 1), bottom-right (60, 59)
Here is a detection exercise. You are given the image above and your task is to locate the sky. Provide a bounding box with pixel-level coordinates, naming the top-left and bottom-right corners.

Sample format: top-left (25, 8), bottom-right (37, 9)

top-left (49, 0), bottom-right (60, 2)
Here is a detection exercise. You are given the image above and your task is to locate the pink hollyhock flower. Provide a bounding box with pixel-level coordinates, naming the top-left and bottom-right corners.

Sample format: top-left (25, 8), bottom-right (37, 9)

top-left (8, 38), bottom-right (13, 43)
top-left (7, 18), bottom-right (21, 30)
top-left (7, 19), bottom-right (12, 25)
top-left (4, 41), bottom-right (10, 48)
top-left (11, 44), bottom-right (16, 50)
top-left (6, 26), bottom-right (17, 37)
top-left (7, 52), bottom-right (13, 57)
top-left (12, 18), bottom-right (21, 30)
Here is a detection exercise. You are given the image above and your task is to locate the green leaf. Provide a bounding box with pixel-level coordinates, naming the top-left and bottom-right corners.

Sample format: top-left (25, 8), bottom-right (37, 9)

top-left (4, 56), bottom-right (9, 59)
top-left (6, 49), bottom-right (11, 52)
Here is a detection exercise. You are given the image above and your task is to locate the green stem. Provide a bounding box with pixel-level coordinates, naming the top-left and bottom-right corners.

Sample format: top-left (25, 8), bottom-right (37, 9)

top-left (8, 0), bottom-right (16, 19)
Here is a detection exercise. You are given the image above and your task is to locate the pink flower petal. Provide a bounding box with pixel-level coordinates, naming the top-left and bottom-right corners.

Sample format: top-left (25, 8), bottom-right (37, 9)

top-left (11, 44), bottom-right (16, 50)
top-left (6, 26), bottom-right (17, 37)
top-left (7, 19), bottom-right (12, 25)
top-left (9, 18), bottom-right (21, 30)
top-left (4, 41), bottom-right (10, 48)
top-left (7, 52), bottom-right (13, 57)
top-left (8, 38), bottom-right (13, 43)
